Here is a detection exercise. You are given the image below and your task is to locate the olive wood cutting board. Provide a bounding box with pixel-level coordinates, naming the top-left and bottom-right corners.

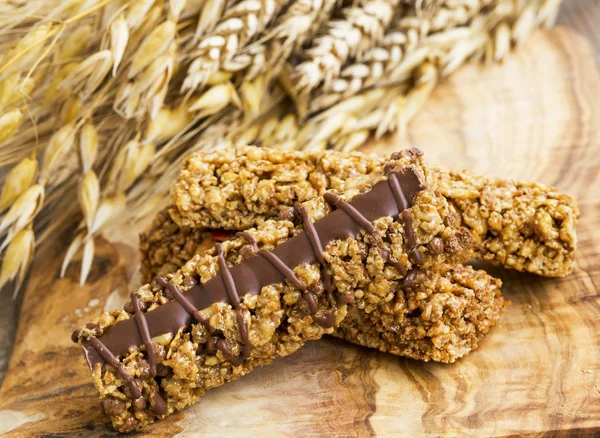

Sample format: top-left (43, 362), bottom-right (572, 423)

top-left (1, 27), bottom-right (599, 437)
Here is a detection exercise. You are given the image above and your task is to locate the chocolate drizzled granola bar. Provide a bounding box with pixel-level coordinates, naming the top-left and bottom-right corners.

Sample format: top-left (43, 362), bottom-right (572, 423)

top-left (171, 146), bottom-right (578, 276)
top-left (141, 211), bottom-right (507, 364)
top-left (74, 151), bottom-right (472, 431)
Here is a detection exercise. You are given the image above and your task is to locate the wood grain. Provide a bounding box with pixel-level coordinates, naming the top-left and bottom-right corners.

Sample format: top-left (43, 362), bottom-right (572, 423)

top-left (1, 26), bottom-right (599, 437)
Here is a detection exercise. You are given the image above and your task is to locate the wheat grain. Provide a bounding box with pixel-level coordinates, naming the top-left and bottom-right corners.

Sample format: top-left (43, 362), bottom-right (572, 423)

top-left (43, 63), bottom-right (79, 107)
top-left (106, 139), bottom-right (157, 194)
top-left (78, 170), bottom-right (100, 231)
top-left (0, 74), bottom-right (32, 110)
top-left (0, 226), bottom-right (34, 294)
top-left (537, 0), bottom-right (561, 26)
top-left (192, 0), bottom-right (238, 42)
top-left (79, 235), bottom-right (95, 286)
top-left (188, 81), bottom-right (242, 116)
top-left (0, 184), bottom-right (44, 246)
top-left (59, 50), bottom-right (114, 99)
top-left (0, 153), bottom-right (38, 211)
top-left (60, 231), bottom-right (84, 278)
top-left (109, 15), bottom-right (129, 75)
top-left (512, 3), bottom-right (537, 47)
top-left (125, 0), bottom-right (157, 31)
top-left (59, 24), bottom-right (94, 62)
top-left (0, 109), bottom-right (23, 145)
top-left (129, 20), bottom-right (176, 79)
top-left (144, 104), bottom-right (195, 142)
top-left (115, 47), bottom-right (175, 119)
top-left (169, 0), bottom-right (189, 20)
top-left (39, 122), bottom-right (77, 184)
top-left (61, 96), bottom-right (83, 124)
top-left (79, 123), bottom-right (99, 173)
top-left (0, 23), bottom-right (55, 79)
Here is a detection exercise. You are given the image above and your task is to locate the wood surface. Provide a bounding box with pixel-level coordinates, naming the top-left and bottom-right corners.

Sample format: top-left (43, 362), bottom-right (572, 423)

top-left (0, 26), bottom-right (599, 437)
top-left (1, 0), bottom-right (599, 391)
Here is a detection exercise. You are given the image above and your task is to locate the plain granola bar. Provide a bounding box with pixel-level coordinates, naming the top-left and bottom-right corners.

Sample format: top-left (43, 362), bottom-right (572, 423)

top-left (75, 151), bottom-right (472, 431)
top-left (171, 146), bottom-right (578, 276)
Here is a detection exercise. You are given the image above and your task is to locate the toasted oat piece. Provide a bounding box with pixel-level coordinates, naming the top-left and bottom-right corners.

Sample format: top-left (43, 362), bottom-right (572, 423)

top-left (75, 151), bottom-right (472, 431)
top-left (171, 146), bottom-right (578, 276)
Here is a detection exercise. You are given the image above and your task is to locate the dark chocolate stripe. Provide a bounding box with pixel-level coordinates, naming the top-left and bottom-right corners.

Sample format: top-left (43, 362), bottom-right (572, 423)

top-left (79, 167), bottom-right (423, 369)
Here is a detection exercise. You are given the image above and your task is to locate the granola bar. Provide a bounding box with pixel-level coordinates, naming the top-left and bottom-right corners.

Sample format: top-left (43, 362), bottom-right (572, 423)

top-left (75, 151), bottom-right (472, 431)
top-left (140, 209), bottom-right (213, 280)
top-left (171, 146), bottom-right (578, 276)
top-left (433, 169), bottom-right (578, 277)
top-left (333, 264), bottom-right (508, 363)
top-left (140, 213), bottom-right (507, 364)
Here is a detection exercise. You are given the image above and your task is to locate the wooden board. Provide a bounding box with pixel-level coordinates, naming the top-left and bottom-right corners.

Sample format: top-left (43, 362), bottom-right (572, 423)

top-left (1, 27), bottom-right (599, 437)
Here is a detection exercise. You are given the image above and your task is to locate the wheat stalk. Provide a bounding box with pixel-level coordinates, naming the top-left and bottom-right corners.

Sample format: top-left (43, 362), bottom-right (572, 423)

top-left (182, 0), bottom-right (288, 93)
top-left (301, 0), bottom-right (493, 115)
top-left (218, 0), bottom-right (339, 82)
top-left (290, 0), bottom-right (403, 95)
top-left (230, 0), bottom-right (559, 153)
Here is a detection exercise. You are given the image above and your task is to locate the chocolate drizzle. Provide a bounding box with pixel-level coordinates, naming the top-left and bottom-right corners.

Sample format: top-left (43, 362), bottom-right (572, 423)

top-left (150, 389), bottom-right (167, 416)
top-left (296, 203), bottom-right (333, 303)
top-left (214, 243), bottom-right (252, 365)
top-left (237, 232), bottom-right (318, 317)
top-left (387, 166), bottom-right (409, 211)
top-left (324, 192), bottom-right (407, 276)
top-left (402, 210), bottom-right (423, 265)
top-left (88, 337), bottom-right (141, 399)
top-left (131, 292), bottom-right (157, 377)
top-left (386, 164), bottom-right (423, 265)
top-left (75, 166), bottom-right (425, 415)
